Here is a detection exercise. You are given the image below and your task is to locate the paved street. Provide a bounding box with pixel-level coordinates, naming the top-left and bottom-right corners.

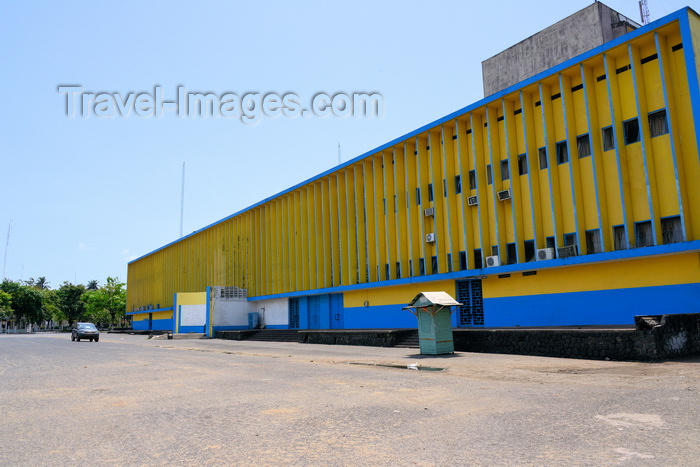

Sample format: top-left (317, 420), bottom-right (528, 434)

top-left (1, 332), bottom-right (698, 466)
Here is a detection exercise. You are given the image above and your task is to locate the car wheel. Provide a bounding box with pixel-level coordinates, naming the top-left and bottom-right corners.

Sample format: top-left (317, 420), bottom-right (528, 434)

top-left (76, 337), bottom-right (80, 342)
top-left (89, 338), bottom-right (93, 342)
top-left (94, 337), bottom-right (99, 342)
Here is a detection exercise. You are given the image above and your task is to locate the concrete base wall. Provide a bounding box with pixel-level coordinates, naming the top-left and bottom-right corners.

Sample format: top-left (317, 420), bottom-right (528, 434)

top-left (454, 313), bottom-right (700, 361)
top-left (299, 329), bottom-right (414, 347)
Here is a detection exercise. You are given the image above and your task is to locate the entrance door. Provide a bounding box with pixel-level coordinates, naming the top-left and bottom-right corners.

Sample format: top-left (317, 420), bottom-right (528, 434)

top-left (456, 279), bottom-right (484, 326)
top-left (289, 298), bottom-right (300, 329)
top-left (329, 294), bottom-right (344, 329)
top-left (308, 295), bottom-right (321, 329)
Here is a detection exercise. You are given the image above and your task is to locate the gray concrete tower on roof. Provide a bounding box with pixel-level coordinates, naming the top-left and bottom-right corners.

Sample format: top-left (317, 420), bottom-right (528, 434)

top-left (481, 2), bottom-right (640, 97)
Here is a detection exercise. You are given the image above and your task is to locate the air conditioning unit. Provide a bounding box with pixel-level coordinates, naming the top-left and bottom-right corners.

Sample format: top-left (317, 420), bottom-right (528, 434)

top-left (467, 195), bottom-right (478, 206)
top-left (497, 189), bottom-right (511, 201)
top-left (536, 248), bottom-right (555, 260)
top-left (424, 207), bottom-right (435, 217)
top-left (485, 255), bottom-right (500, 267)
top-left (425, 233), bottom-right (436, 243)
top-left (558, 245), bottom-right (578, 258)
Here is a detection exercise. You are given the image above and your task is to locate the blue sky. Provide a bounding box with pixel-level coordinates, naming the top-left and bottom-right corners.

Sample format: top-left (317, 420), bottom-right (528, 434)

top-left (0, 0), bottom-right (692, 287)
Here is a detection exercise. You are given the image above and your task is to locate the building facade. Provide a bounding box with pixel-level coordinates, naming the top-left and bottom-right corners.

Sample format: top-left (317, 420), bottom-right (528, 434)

top-left (127, 6), bottom-right (700, 334)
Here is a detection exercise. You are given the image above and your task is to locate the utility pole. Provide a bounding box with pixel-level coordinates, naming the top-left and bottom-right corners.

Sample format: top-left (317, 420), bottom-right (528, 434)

top-left (2, 220), bottom-right (11, 280)
top-left (180, 162), bottom-right (185, 237)
top-left (639, 0), bottom-right (650, 25)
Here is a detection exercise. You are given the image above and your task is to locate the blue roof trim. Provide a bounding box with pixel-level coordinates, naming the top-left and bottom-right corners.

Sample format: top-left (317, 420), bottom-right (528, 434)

top-left (130, 7), bottom-right (695, 265)
top-left (248, 240), bottom-right (700, 301)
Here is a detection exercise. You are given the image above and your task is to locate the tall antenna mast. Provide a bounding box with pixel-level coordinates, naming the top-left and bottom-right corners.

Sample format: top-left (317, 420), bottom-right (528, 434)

top-left (180, 162), bottom-right (185, 237)
top-left (338, 142), bottom-right (341, 165)
top-left (639, 0), bottom-right (650, 25)
top-left (2, 220), bottom-right (11, 280)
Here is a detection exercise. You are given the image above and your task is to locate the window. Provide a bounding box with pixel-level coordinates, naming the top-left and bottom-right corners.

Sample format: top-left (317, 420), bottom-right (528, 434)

top-left (635, 221), bottom-right (653, 247)
top-left (577, 134), bottom-right (591, 158)
top-left (431, 256), bottom-right (438, 275)
top-left (556, 141), bottom-right (569, 164)
top-left (486, 165), bottom-right (493, 185)
top-left (455, 175), bottom-right (462, 194)
top-left (661, 216), bottom-right (682, 244)
top-left (506, 243), bottom-right (517, 265)
top-left (524, 240), bottom-right (535, 262)
top-left (649, 109), bottom-right (668, 137)
top-left (546, 236), bottom-right (555, 249)
top-left (447, 253), bottom-right (453, 272)
top-left (459, 251), bottom-right (467, 270)
top-left (564, 233), bottom-right (577, 247)
top-left (539, 147), bottom-right (548, 169)
top-left (415, 187), bottom-right (421, 205)
top-left (602, 126), bottom-right (615, 151)
top-left (500, 160), bottom-right (510, 181)
top-left (427, 183), bottom-right (434, 202)
top-left (473, 249), bottom-right (483, 269)
top-left (385, 264), bottom-right (390, 280)
top-left (395, 262), bottom-right (401, 279)
top-left (443, 179), bottom-right (448, 197)
top-left (624, 118), bottom-right (640, 144)
top-left (491, 245), bottom-right (499, 257)
top-left (586, 229), bottom-right (602, 254)
top-left (419, 258), bottom-right (425, 276)
top-left (518, 154), bottom-right (528, 175)
top-left (613, 225), bottom-right (627, 250)
top-left (468, 170), bottom-right (476, 190)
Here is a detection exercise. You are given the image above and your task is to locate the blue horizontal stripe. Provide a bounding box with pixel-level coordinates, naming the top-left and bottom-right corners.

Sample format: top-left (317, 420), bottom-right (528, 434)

top-left (132, 318), bottom-right (172, 331)
top-left (483, 283), bottom-right (700, 327)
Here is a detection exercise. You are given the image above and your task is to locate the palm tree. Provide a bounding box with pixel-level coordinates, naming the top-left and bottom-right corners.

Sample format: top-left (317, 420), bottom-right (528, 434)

top-left (86, 280), bottom-right (99, 290)
top-left (35, 277), bottom-right (50, 290)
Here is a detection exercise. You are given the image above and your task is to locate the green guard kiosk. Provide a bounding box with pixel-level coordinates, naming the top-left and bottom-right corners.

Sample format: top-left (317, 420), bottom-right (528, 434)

top-left (404, 292), bottom-right (461, 355)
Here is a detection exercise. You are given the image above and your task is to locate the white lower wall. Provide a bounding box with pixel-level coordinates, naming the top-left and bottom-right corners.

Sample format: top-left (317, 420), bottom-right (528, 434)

top-left (210, 287), bottom-right (288, 328)
top-left (254, 298), bottom-right (289, 327)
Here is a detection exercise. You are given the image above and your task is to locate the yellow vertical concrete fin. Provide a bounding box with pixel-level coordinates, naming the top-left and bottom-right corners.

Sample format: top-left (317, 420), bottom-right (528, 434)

top-left (503, 98), bottom-right (525, 262)
top-left (604, 54), bottom-right (636, 247)
top-left (520, 91), bottom-right (544, 249)
top-left (560, 73), bottom-right (587, 254)
top-left (362, 159), bottom-right (378, 282)
top-left (404, 140), bottom-right (419, 276)
top-left (629, 43), bottom-right (661, 245)
top-left (540, 82), bottom-right (565, 249)
top-left (581, 63), bottom-right (611, 251)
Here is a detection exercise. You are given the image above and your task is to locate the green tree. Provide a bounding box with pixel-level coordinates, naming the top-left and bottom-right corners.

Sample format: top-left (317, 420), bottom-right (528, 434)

top-left (82, 277), bottom-right (126, 327)
top-left (39, 289), bottom-right (61, 328)
top-left (56, 282), bottom-right (86, 325)
top-left (0, 290), bottom-right (12, 321)
top-left (0, 280), bottom-right (43, 324)
top-left (35, 277), bottom-right (50, 290)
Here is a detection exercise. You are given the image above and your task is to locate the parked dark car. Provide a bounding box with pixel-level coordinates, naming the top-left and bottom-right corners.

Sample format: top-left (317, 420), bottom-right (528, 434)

top-left (71, 323), bottom-right (99, 342)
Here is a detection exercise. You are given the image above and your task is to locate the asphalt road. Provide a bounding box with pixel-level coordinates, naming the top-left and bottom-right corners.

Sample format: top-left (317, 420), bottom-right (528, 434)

top-left (1, 332), bottom-right (698, 466)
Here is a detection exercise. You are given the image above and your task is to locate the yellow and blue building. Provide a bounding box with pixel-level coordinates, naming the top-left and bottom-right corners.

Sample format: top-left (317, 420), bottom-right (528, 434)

top-left (127, 6), bottom-right (700, 334)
